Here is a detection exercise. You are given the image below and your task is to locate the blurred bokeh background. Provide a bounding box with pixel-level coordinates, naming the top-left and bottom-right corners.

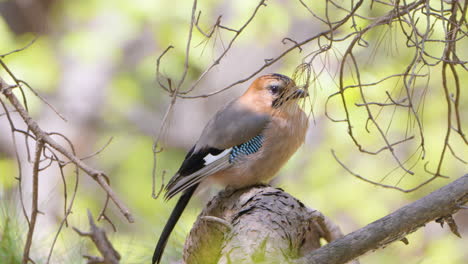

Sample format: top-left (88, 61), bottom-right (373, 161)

top-left (0, 0), bottom-right (466, 263)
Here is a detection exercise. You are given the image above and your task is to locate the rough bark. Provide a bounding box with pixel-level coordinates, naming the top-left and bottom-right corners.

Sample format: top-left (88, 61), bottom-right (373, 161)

top-left (184, 175), bottom-right (468, 264)
top-left (184, 185), bottom-right (357, 264)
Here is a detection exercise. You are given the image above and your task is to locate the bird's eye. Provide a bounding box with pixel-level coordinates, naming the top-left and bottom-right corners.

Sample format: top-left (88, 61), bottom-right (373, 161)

top-left (269, 85), bottom-right (280, 94)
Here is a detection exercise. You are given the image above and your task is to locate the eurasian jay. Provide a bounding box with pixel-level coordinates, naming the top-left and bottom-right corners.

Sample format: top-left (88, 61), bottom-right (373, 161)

top-left (152, 73), bottom-right (309, 264)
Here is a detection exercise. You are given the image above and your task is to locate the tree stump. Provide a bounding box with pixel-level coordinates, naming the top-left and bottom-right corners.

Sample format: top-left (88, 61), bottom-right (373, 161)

top-left (183, 185), bottom-right (355, 264)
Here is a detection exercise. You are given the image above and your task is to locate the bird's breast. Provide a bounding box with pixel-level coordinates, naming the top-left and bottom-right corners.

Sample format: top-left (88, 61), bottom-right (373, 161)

top-left (209, 108), bottom-right (308, 188)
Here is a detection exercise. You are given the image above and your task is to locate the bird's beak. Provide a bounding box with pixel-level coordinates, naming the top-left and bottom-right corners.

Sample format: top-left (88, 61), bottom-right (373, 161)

top-left (292, 88), bottom-right (309, 98)
top-left (273, 86), bottom-right (309, 108)
top-left (285, 87), bottom-right (309, 101)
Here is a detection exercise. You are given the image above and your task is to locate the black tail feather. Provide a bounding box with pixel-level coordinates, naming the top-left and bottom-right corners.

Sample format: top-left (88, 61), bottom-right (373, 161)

top-left (152, 184), bottom-right (198, 264)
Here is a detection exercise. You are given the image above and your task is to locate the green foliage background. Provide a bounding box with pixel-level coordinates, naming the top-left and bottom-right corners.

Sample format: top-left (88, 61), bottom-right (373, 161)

top-left (0, 0), bottom-right (466, 263)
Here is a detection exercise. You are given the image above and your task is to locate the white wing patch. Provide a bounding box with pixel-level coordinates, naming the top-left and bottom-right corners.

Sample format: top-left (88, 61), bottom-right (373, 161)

top-left (166, 152), bottom-right (231, 199)
top-left (203, 148), bottom-right (232, 165)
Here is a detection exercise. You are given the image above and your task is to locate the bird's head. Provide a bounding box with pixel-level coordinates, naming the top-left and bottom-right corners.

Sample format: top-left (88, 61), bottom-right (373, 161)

top-left (243, 73), bottom-right (308, 113)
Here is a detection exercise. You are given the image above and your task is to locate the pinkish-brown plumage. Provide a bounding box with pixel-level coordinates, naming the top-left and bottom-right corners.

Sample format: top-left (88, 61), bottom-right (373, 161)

top-left (153, 73), bottom-right (308, 264)
top-left (209, 85), bottom-right (308, 187)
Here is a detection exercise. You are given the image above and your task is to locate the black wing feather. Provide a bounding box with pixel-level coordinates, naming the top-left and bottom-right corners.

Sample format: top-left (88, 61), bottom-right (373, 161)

top-left (165, 146), bottom-right (223, 197)
top-left (152, 147), bottom-right (224, 264)
top-left (177, 146), bottom-right (223, 176)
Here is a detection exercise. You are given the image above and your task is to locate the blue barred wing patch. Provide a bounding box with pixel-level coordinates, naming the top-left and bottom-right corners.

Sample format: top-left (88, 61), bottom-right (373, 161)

top-left (229, 135), bottom-right (264, 163)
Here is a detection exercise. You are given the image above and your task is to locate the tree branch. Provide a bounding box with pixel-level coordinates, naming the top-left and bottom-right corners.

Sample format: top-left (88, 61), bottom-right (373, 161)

top-left (73, 210), bottom-right (121, 264)
top-left (21, 139), bottom-right (44, 264)
top-left (183, 185), bottom-right (359, 264)
top-left (0, 77), bottom-right (134, 223)
top-left (183, 175), bottom-right (467, 264)
top-left (295, 174), bottom-right (468, 264)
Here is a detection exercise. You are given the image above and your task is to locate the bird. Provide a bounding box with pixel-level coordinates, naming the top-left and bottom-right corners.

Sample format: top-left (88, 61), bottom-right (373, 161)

top-left (152, 73), bottom-right (309, 264)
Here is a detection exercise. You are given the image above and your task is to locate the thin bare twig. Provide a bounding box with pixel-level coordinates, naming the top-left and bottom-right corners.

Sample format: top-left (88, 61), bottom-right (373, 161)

top-left (332, 150), bottom-right (445, 193)
top-left (179, 0), bottom-right (365, 99)
top-left (0, 37), bottom-right (38, 58)
top-left (22, 139), bottom-right (44, 264)
top-left (152, 0), bottom-right (199, 198)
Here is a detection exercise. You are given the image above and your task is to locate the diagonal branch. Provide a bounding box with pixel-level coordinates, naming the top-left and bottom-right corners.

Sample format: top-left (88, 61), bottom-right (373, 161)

top-left (294, 174), bottom-right (468, 264)
top-left (0, 77), bottom-right (134, 223)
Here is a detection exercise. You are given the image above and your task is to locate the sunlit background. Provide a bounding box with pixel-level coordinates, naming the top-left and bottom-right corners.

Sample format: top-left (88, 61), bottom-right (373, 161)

top-left (0, 0), bottom-right (467, 263)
